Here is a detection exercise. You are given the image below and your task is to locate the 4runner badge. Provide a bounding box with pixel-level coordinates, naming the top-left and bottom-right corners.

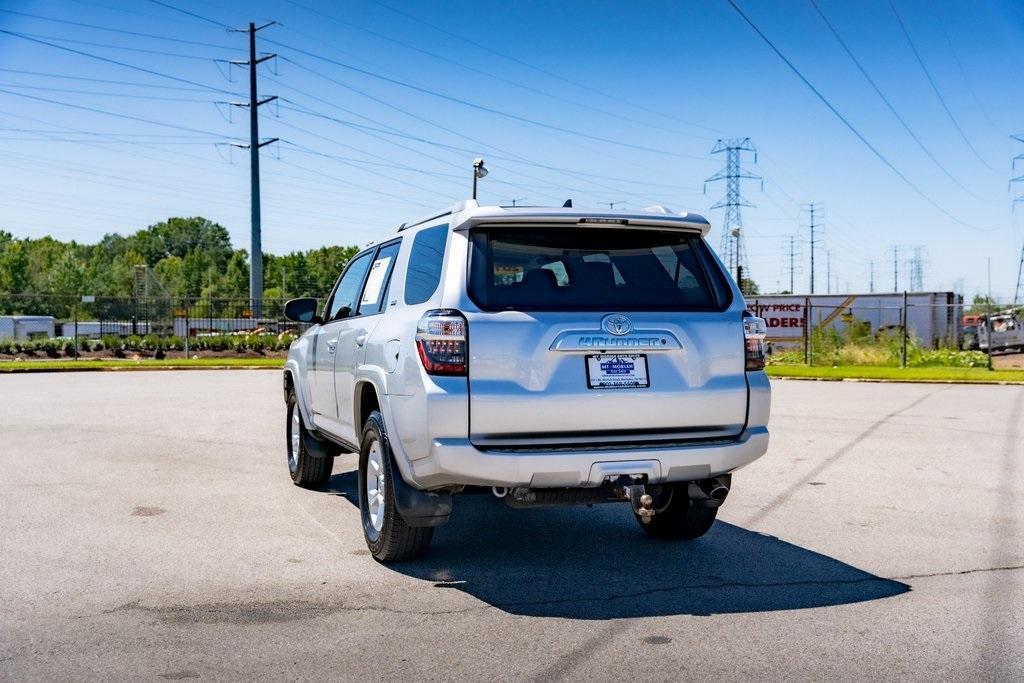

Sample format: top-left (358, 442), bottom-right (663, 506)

top-left (601, 314), bottom-right (632, 336)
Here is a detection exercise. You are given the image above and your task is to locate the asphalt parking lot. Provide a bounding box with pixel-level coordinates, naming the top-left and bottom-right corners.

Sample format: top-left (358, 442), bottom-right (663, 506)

top-left (1, 371), bottom-right (1021, 681)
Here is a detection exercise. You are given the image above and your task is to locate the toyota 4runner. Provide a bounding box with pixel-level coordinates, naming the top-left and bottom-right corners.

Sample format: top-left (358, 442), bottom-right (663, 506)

top-left (283, 201), bottom-right (770, 562)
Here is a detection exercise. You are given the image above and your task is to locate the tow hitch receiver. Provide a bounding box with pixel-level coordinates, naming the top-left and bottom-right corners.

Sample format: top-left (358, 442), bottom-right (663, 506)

top-left (634, 492), bottom-right (655, 523)
top-left (612, 474), bottom-right (656, 523)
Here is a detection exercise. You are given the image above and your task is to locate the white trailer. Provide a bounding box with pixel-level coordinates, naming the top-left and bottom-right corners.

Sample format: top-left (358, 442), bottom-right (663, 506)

top-left (746, 292), bottom-right (962, 349)
top-left (60, 321), bottom-right (154, 338)
top-left (0, 316), bottom-right (55, 341)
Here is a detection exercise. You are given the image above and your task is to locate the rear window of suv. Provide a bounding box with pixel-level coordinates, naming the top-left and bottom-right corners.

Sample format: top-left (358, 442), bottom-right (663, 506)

top-left (468, 226), bottom-right (731, 311)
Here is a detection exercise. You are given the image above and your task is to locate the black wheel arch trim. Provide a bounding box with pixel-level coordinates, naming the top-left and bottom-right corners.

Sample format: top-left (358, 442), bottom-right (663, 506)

top-left (370, 411), bottom-right (452, 528)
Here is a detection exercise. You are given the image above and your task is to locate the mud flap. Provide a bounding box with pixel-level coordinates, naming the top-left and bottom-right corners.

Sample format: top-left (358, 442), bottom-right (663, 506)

top-left (302, 429), bottom-right (342, 459)
top-left (388, 455), bottom-right (453, 527)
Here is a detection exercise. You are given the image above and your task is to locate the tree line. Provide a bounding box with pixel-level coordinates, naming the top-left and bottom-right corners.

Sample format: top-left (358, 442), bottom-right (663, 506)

top-left (0, 217), bottom-right (358, 316)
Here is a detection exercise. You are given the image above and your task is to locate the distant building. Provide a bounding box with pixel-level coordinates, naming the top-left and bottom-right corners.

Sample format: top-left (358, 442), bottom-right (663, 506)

top-left (0, 316), bottom-right (55, 341)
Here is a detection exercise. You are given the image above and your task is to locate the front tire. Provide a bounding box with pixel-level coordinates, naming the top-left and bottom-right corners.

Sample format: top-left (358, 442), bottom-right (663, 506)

top-left (634, 483), bottom-right (718, 540)
top-left (359, 411), bottom-right (433, 562)
top-left (286, 392), bottom-right (333, 489)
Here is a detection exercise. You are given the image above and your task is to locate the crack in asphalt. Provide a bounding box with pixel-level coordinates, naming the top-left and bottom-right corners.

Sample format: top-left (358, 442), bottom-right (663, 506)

top-left (745, 385), bottom-right (950, 526)
top-left (91, 563), bottom-right (1024, 623)
top-left (893, 564), bottom-right (1024, 581)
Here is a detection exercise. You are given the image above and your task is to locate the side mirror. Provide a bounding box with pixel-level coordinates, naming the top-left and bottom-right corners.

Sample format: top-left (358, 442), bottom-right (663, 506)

top-left (284, 297), bottom-right (322, 324)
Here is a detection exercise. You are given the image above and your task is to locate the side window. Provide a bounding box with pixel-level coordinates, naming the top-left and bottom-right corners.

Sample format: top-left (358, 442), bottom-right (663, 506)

top-left (358, 241), bottom-right (401, 315)
top-left (326, 251), bottom-right (373, 322)
top-left (404, 224), bottom-right (449, 305)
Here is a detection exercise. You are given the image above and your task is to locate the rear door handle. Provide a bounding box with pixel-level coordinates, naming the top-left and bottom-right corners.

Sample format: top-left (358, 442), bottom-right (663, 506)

top-left (326, 339), bottom-right (338, 354)
top-left (355, 334), bottom-right (368, 347)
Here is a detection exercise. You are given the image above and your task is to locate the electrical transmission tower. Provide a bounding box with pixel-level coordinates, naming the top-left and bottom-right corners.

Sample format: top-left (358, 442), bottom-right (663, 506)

top-left (705, 138), bottom-right (761, 292)
top-left (800, 203), bottom-right (822, 293)
top-left (891, 245), bottom-right (901, 292)
top-left (230, 21), bottom-right (278, 317)
top-left (1011, 135), bottom-right (1024, 304)
top-left (788, 236), bottom-right (796, 293)
top-left (1015, 243), bottom-right (1023, 305)
top-left (909, 246), bottom-right (925, 291)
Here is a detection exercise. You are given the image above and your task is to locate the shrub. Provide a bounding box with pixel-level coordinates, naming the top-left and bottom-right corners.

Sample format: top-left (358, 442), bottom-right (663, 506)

top-left (154, 348), bottom-right (166, 360)
top-left (63, 341), bottom-right (77, 357)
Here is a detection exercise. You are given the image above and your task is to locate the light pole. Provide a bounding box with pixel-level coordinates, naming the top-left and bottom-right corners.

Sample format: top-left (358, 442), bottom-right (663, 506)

top-left (472, 158), bottom-right (488, 200)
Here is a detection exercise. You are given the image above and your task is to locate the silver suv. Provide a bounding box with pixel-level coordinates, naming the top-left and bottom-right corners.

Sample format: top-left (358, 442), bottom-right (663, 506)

top-left (283, 201), bottom-right (770, 562)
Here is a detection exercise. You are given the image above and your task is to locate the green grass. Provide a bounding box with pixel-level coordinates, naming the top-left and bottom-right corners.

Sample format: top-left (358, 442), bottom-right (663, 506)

top-left (0, 357), bottom-right (284, 373)
top-left (767, 365), bottom-right (1024, 384)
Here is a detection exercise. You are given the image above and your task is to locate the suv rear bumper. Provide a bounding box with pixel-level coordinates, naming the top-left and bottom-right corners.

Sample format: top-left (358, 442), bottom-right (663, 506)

top-left (404, 426), bottom-right (769, 489)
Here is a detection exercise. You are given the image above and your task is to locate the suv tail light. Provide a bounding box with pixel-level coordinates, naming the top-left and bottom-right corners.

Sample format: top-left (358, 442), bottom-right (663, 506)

top-left (416, 309), bottom-right (468, 376)
top-left (743, 311), bottom-right (768, 371)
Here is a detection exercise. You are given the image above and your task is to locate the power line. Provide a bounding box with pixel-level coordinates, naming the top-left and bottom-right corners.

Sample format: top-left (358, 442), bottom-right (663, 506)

top-left (366, 0), bottom-right (721, 135)
top-left (145, 0), bottom-right (232, 29)
top-left (0, 88), bottom-right (231, 137)
top-left (724, 0), bottom-right (994, 233)
top-left (935, 9), bottom-right (1003, 134)
top-left (63, 0), bottom-right (225, 29)
top-left (283, 0), bottom-right (705, 141)
top-left (275, 97), bottom-right (687, 204)
top-left (264, 40), bottom-right (710, 162)
top-left (13, 31), bottom-right (233, 62)
top-left (808, 0), bottom-right (988, 201)
top-left (0, 67), bottom-right (241, 94)
top-left (0, 30), bottom-right (238, 96)
top-left (0, 82), bottom-right (219, 103)
top-left (0, 9), bottom-right (233, 49)
top-left (886, 0), bottom-right (1000, 174)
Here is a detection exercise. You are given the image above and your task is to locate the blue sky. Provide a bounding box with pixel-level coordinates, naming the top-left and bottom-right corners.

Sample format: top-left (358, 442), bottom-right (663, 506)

top-left (1, 0), bottom-right (1022, 300)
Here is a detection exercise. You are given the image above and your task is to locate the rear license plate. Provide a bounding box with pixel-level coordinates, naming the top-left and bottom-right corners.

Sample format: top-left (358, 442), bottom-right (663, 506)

top-left (585, 354), bottom-right (649, 389)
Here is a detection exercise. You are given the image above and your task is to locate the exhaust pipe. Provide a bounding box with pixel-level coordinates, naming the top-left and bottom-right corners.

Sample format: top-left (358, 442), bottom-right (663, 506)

top-left (491, 486), bottom-right (508, 498)
top-left (688, 476), bottom-right (731, 508)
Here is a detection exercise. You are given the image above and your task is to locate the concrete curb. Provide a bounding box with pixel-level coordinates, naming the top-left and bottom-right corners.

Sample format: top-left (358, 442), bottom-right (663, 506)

top-left (770, 375), bottom-right (1024, 386)
top-left (0, 364), bottom-right (281, 374)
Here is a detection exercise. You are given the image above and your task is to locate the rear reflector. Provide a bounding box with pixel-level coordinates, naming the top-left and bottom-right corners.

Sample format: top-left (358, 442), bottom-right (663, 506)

top-left (743, 311), bottom-right (767, 371)
top-left (416, 309), bottom-right (467, 376)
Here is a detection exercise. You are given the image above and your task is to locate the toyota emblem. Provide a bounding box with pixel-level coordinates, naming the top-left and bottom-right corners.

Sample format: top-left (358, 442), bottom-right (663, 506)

top-left (601, 314), bottom-right (633, 336)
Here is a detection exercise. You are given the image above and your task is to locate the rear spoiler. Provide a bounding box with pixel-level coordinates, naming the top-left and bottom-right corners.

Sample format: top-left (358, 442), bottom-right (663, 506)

top-left (455, 206), bottom-right (711, 236)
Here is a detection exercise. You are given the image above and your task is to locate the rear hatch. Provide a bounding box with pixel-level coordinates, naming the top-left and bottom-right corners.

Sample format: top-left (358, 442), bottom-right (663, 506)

top-left (464, 223), bottom-right (747, 448)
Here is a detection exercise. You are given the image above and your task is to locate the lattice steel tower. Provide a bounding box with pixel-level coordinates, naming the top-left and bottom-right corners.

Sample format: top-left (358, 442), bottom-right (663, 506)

top-left (705, 138), bottom-right (762, 287)
top-left (1010, 134), bottom-right (1024, 303)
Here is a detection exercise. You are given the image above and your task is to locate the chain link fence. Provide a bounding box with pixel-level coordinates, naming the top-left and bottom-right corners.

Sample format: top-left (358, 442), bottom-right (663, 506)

top-left (1, 291), bottom-right (1021, 367)
top-left (0, 293), bottom-right (322, 359)
top-left (747, 294), bottom-right (1023, 368)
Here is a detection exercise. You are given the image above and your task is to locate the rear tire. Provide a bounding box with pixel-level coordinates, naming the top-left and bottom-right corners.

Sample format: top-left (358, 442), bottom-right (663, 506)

top-left (286, 392), bottom-right (333, 489)
top-left (360, 411), bottom-right (432, 561)
top-left (359, 411), bottom-right (433, 562)
top-left (634, 483), bottom-right (718, 540)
